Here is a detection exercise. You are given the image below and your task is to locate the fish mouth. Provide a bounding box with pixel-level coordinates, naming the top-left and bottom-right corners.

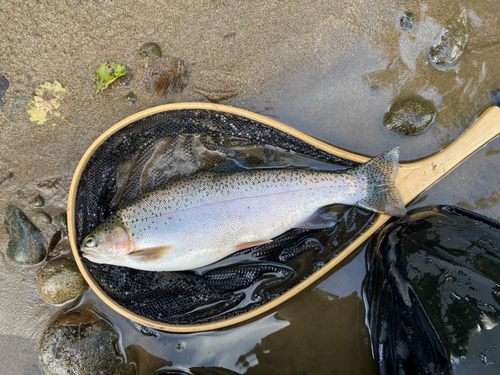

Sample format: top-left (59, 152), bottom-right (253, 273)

top-left (81, 250), bottom-right (99, 259)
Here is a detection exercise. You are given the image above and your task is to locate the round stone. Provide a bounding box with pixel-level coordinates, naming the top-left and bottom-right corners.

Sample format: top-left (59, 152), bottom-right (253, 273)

top-left (383, 97), bottom-right (437, 136)
top-left (38, 302), bottom-right (134, 375)
top-left (36, 259), bottom-right (88, 305)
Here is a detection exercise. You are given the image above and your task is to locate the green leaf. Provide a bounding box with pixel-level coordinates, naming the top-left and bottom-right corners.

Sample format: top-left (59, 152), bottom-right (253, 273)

top-left (93, 62), bottom-right (129, 91)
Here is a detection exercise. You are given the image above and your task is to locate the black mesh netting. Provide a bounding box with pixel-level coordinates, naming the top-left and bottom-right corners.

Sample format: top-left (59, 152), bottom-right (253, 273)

top-left (75, 108), bottom-right (378, 325)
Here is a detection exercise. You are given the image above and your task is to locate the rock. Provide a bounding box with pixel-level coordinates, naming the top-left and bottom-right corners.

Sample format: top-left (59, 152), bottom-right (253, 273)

top-left (33, 210), bottom-right (52, 225)
top-left (30, 193), bottom-right (45, 207)
top-left (53, 212), bottom-right (67, 232)
top-left (400, 12), bottom-right (414, 30)
top-left (36, 259), bottom-right (88, 305)
top-left (428, 9), bottom-right (468, 69)
top-left (5, 205), bottom-right (46, 265)
top-left (139, 42), bottom-right (162, 60)
top-left (39, 301), bottom-right (135, 375)
top-left (145, 57), bottom-right (188, 97)
top-left (123, 92), bottom-right (138, 104)
top-left (490, 89), bottom-right (500, 104)
top-left (383, 96), bottom-right (436, 135)
top-left (0, 74), bottom-right (9, 107)
top-left (46, 231), bottom-right (72, 260)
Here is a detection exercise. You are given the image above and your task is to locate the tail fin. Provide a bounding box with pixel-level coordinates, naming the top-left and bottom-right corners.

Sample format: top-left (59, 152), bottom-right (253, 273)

top-left (352, 148), bottom-right (406, 217)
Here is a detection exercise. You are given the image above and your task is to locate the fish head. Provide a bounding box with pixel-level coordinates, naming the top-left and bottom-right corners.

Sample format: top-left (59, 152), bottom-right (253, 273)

top-left (80, 214), bottom-right (133, 265)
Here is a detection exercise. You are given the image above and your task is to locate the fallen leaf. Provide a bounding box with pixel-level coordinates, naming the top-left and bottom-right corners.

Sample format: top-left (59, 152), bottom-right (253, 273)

top-left (94, 62), bottom-right (129, 92)
top-left (26, 81), bottom-right (73, 126)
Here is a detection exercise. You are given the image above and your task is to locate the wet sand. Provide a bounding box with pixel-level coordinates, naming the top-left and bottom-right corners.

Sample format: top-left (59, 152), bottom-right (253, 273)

top-left (1, 0), bottom-right (500, 373)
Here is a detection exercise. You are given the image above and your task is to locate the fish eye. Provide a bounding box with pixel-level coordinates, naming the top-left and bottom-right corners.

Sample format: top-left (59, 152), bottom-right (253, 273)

top-left (85, 236), bottom-right (97, 248)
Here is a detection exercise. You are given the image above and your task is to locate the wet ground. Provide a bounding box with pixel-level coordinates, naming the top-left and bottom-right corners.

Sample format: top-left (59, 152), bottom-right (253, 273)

top-left (1, 0), bottom-right (500, 373)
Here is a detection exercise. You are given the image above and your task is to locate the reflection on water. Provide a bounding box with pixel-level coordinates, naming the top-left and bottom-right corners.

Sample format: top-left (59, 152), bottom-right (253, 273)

top-left (69, 245), bottom-right (374, 374)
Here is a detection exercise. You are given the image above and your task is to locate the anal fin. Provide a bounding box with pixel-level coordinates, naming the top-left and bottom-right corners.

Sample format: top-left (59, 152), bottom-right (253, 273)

top-left (235, 240), bottom-right (273, 250)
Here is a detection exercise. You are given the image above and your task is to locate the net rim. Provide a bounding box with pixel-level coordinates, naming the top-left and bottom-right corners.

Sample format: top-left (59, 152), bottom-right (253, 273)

top-left (68, 102), bottom-right (380, 333)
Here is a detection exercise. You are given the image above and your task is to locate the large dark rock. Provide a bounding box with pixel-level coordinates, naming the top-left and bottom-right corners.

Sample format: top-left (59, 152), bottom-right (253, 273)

top-left (38, 301), bottom-right (134, 375)
top-left (365, 206), bottom-right (500, 374)
top-left (5, 205), bottom-right (46, 265)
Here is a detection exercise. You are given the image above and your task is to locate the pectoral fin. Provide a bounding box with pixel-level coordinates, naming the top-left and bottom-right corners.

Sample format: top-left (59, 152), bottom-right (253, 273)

top-left (128, 246), bottom-right (172, 263)
top-left (235, 240), bottom-right (273, 250)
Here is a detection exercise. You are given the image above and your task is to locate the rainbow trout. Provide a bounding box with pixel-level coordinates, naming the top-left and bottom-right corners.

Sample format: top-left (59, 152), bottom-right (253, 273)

top-left (81, 148), bottom-right (405, 271)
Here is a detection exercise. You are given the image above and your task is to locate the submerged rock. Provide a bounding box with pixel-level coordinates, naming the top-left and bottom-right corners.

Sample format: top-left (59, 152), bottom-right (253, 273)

top-left (36, 259), bottom-right (88, 305)
top-left (145, 57), bottom-right (188, 97)
top-left (123, 92), bottom-right (138, 104)
top-left (365, 206), bottom-right (500, 374)
top-left (53, 212), bottom-right (68, 232)
top-left (39, 301), bottom-right (134, 375)
top-left (33, 210), bottom-right (52, 225)
top-left (0, 74), bottom-right (9, 107)
top-left (383, 96), bottom-right (436, 135)
top-left (139, 42), bottom-right (162, 60)
top-left (428, 10), bottom-right (468, 69)
top-left (5, 205), bottom-right (46, 265)
top-left (30, 193), bottom-right (45, 207)
top-left (400, 12), bottom-right (414, 30)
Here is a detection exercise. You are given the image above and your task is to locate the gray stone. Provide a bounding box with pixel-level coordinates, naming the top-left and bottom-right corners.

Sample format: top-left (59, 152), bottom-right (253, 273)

top-left (0, 74), bottom-right (9, 107)
top-left (38, 302), bottom-right (135, 375)
top-left (383, 97), bottom-right (437, 136)
top-left (5, 205), bottom-right (46, 265)
top-left (428, 10), bottom-right (468, 69)
top-left (36, 259), bottom-right (88, 305)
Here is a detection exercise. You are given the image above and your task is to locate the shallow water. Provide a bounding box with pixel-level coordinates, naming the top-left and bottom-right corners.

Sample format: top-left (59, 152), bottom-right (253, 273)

top-left (1, 0), bottom-right (500, 373)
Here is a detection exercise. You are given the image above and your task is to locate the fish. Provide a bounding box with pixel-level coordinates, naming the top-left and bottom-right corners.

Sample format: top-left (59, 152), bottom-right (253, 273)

top-left (81, 148), bottom-right (405, 271)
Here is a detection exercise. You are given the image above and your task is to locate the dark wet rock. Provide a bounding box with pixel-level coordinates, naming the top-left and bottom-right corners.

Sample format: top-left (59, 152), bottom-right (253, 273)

top-left (5, 205), bottom-right (46, 265)
top-left (139, 42), bottom-right (162, 59)
top-left (53, 212), bottom-right (68, 232)
top-left (490, 89), bottom-right (500, 105)
top-left (33, 210), bottom-right (52, 225)
top-left (46, 231), bottom-right (71, 260)
top-left (0, 74), bottom-right (9, 107)
top-left (428, 10), bottom-right (468, 69)
top-left (39, 301), bottom-right (134, 375)
top-left (365, 206), bottom-right (500, 375)
top-left (36, 259), bottom-right (88, 304)
top-left (124, 92), bottom-right (138, 104)
top-left (383, 96), bottom-right (436, 135)
top-left (30, 193), bottom-right (45, 207)
top-left (400, 12), bottom-right (414, 30)
top-left (145, 57), bottom-right (188, 97)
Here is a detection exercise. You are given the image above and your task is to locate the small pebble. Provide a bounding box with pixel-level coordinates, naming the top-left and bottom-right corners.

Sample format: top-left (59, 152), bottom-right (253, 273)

top-left (428, 10), bottom-right (468, 69)
top-left (53, 212), bottom-right (68, 232)
top-left (5, 205), bottom-right (46, 265)
top-left (33, 210), bottom-right (52, 225)
top-left (139, 42), bottom-right (163, 59)
top-left (0, 74), bottom-right (9, 108)
top-left (30, 193), bottom-right (45, 207)
top-left (383, 97), bottom-right (437, 136)
top-left (11, 96), bottom-right (28, 115)
top-left (36, 259), bottom-right (88, 305)
top-left (400, 12), bottom-right (414, 30)
top-left (124, 92), bottom-right (138, 104)
top-left (39, 302), bottom-right (134, 375)
top-left (490, 89), bottom-right (500, 104)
